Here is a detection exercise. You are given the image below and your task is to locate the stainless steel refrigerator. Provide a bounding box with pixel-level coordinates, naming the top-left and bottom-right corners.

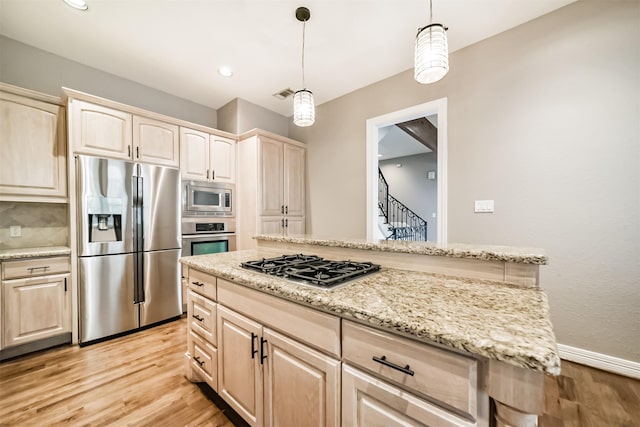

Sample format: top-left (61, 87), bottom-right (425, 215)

top-left (77, 155), bottom-right (181, 343)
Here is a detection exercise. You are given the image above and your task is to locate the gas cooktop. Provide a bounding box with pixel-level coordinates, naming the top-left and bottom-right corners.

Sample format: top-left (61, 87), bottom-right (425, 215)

top-left (241, 254), bottom-right (380, 289)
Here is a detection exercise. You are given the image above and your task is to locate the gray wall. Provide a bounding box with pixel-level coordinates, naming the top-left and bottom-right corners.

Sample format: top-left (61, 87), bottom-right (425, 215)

top-left (289, 1), bottom-right (640, 362)
top-left (0, 36), bottom-right (217, 127)
top-left (217, 97), bottom-right (289, 137)
top-left (380, 152), bottom-right (438, 241)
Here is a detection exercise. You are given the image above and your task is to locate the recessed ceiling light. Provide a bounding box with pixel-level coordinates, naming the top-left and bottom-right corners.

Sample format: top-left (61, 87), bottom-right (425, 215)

top-left (218, 67), bottom-right (233, 78)
top-left (63, 0), bottom-right (88, 10)
top-left (377, 154), bottom-right (382, 158)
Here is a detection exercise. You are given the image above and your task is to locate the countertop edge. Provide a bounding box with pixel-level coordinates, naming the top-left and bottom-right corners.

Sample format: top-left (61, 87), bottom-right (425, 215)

top-left (0, 246), bottom-right (72, 261)
top-left (254, 235), bottom-right (549, 265)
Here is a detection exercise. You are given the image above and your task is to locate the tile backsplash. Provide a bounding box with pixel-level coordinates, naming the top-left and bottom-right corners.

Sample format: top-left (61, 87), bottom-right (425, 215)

top-left (0, 202), bottom-right (68, 249)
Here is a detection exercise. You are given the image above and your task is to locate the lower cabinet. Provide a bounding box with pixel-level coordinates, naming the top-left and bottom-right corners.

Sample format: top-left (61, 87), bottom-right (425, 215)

top-left (342, 364), bottom-right (475, 427)
top-left (186, 270), bottom-right (487, 427)
top-left (217, 305), bottom-right (263, 426)
top-left (1, 256), bottom-right (71, 353)
top-left (3, 273), bottom-right (71, 348)
top-left (216, 304), bottom-right (341, 427)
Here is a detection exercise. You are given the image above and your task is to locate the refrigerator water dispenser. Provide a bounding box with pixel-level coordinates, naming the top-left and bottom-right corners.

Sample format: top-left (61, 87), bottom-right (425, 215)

top-left (87, 197), bottom-right (123, 243)
top-left (88, 213), bottom-right (122, 242)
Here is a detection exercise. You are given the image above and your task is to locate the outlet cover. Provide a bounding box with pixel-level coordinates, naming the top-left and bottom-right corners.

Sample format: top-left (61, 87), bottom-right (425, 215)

top-left (474, 200), bottom-right (495, 213)
top-left (10, 225), bottom-right (22, 237)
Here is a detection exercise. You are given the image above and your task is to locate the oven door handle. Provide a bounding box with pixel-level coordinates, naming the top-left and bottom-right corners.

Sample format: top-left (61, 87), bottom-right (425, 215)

top-left (181, 233), bottom-right (236, 241)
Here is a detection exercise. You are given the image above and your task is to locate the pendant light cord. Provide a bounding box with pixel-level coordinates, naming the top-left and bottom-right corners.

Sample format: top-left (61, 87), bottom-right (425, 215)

top-left (301, 18), bottom-right (307, 89)
top-left (429, 0), bottom-right (433, 24)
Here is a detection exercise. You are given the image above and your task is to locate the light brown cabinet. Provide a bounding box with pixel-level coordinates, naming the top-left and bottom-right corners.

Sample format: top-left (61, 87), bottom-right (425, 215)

top-left (342, 364), bottom-right (476, 427)
top-left (0, 84), bottom-right (67, 202)
top-left (237, 133), bottom-right (306, 249)
top-left (180, 127), bottom-right (236, 183)
top-left (1, 256), bottom-right (71, 349)
top-left (69, 99), bottom-right (179, 166)
top-left (187, 270), bottom-right (341, 427)
top-left (186, 270), bottom-right (219, 392)
top-left (132, 115), bottom-right (179, 167)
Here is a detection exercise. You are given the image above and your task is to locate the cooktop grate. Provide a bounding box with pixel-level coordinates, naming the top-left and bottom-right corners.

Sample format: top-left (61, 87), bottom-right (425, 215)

top-left (241, 254), bottom-right (380, 289)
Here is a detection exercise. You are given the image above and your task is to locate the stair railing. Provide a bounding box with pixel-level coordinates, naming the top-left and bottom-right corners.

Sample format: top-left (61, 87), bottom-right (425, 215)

top-left (378, 168), bottom-right (428, 242)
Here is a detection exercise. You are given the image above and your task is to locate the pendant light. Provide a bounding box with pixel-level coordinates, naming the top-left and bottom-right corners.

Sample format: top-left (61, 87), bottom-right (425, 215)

top-left (414, 0), bottom-right (449, 84)
top-left (293, 7), bottom-right (315, 127)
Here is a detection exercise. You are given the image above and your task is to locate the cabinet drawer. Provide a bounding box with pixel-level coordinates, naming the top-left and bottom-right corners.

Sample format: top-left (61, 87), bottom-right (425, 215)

top-left (342, 320), bottom-right (478, 419)
top-left (188, 290), bottom-right (216, 345)
top-left (187, 268), bottom-right (216, 300)
top-left (189, 331), bottom-right (218, 392)
top-left (2, 256), bottom-right (70, 280)
top-left (342, 364), bottom-right (475, 427)
top-left (217, 278), bottom-right (341, 358)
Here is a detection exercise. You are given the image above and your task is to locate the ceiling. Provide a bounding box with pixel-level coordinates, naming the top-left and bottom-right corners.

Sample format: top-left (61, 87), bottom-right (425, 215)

top-left (0, 0), bottom-right (575, 117)
top-left (379, 115), bottom-right (436, 161)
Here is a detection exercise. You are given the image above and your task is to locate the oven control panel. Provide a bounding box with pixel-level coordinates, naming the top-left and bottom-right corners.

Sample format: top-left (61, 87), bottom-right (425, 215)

top-left (182, 218), bottom-right (236, 235)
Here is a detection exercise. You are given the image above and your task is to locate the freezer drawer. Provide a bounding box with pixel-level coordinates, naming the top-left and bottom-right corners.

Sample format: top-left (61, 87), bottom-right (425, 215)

top-left (140, 249), bottom-right (182, 326)
top-left (79, 254), bottom-right (138, 343)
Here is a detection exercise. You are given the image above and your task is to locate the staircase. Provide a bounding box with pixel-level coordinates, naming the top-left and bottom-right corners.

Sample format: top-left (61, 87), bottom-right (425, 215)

top-left (378, 168), bottom-right (428, 241)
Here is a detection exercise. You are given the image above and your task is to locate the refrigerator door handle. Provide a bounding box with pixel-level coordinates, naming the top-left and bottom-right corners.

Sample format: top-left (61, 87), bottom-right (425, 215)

top-left (133, 175), bottom-right (145, 304)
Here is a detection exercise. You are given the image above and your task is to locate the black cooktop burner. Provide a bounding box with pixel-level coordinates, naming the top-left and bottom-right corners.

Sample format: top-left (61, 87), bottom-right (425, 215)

top-left (241, 254), bottom-right (380, 289)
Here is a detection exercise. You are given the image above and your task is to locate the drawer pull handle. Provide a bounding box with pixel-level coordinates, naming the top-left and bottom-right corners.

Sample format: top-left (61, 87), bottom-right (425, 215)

top-left (192, 314), bottom-right (204, 322)
top-left (372, 355), bottom-right (415, 376)
top-left (260, 337), bottom-right (268, 364)
top-left (193, 356), bottom-right (205, 367)
top-left (27, 266), bottom-right (50, 272)
top-left (191, 281), bottom-right (204, 287)
top-left (251, 332), bottom-right (258, 359)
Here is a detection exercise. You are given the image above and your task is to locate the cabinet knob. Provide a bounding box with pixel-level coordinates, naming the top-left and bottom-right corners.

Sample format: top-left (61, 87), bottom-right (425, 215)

top-left (281, 205), bottom-right (284, 214)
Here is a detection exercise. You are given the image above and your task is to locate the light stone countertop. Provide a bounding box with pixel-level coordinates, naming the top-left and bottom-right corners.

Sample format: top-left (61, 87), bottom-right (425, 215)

top-left (0, 246), bottom-right (71, 261)
top-left (181, 249), bottom-right (560, 375)
top-left (254, 235), bottom-right (548, 265)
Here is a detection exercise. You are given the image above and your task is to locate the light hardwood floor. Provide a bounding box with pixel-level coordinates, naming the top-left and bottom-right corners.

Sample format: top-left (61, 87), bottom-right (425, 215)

top-left (0, 318), bottom-right (234, 427)
top-left (1, 317), bottom-right (638, 426)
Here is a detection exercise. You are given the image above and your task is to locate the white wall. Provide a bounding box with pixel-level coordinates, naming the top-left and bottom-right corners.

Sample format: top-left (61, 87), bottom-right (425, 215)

top-left (289, 1), bottom-right (640, 362)
top-left (380, 153), bottom-right (437, 241)
top-left (0, 36), bottom-right (217, 127)
top-left (217, 97), bottom-right (289, 137)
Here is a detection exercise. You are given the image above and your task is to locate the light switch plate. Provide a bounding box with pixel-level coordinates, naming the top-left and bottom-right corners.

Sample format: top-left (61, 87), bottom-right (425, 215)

top-left (10, 225), bottom-right (22, 237)
top-left (474, 200), bottom-right (494, 213)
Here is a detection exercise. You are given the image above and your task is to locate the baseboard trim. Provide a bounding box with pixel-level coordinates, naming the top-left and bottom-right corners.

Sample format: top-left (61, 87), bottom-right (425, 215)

top-left (558, 344), bottom-right (640, 379)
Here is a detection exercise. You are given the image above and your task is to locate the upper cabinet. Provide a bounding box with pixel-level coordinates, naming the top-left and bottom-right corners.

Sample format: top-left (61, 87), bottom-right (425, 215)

top-left (236, 132), bottom-right (306, 250)
top-left (69, 98), bottom-right (179, 167)
top-left (0, 84), bottom-right (67, 203)
top-left (180, 127), bottom-right (236, 183)
top-left (133, 116), bottom-right (179, 167)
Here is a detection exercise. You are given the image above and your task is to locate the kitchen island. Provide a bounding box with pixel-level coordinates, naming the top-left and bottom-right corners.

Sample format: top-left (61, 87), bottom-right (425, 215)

top-left (181, 236), bottom-right (558, 427)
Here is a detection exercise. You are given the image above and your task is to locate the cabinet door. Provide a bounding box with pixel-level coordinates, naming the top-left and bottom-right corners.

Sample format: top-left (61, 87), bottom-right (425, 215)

top-left (258, 138), bottom-right (284, 216)
top-left (3, 273), bottom-right (71, 348)
top-left (70, 99), bottom-right (132, 159)
top-left (259, 217), bottom-right (284, 236)
top-left (217, 305), bottom-right (263, 427)
top-left (285, 217), bottom-right (305, 236)
top-left (283, 144), bottom-right (305, 217)
top-left (210, 136), bottom-right (236, 183)
top-left (342, 364), bottom-right (474, 427)
top-left (263, 328), bottom-right (340, 427)
top-left (180, 127), bottom-right (210, 180)
top-left (133, 115), bottom-right (179, 167)
top-left (0, 92), bottom-right (67, 201)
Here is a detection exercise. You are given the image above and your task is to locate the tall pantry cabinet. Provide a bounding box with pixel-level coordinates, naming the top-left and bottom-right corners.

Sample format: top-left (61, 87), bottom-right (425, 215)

top-left (236, 131), bottom-right (306, 250)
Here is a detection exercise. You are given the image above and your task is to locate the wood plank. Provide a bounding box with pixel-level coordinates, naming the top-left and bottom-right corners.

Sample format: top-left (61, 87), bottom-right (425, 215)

top-left (0, 319), bottom-right (234, 426)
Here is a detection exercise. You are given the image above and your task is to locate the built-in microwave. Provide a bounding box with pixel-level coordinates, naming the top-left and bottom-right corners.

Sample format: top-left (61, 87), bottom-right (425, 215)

top-left (182, 180), bottom-right (233, 217)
